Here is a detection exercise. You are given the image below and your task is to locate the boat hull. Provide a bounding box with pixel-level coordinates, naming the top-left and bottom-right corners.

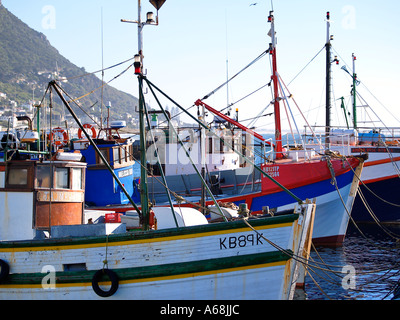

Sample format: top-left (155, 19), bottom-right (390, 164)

top-left (331, 145), bottom-right (400, 223)
top-left (351, 175), bottom-right (400, 223)
top-left (0, 206), bottom-right (315, 300)
top-left (142, 157), bottom-right (362, 246)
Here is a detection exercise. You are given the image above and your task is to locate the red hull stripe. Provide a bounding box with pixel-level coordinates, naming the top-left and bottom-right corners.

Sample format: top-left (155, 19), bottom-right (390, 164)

top-left (364, 156), bottom-right (400, 168)
top-left (362, 174), bottom-right (400, 185)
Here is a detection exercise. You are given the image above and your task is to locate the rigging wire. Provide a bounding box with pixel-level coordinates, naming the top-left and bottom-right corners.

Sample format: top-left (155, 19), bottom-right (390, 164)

top-left (65, 56), bottom-right (135, 81)
top-left (67, 62), bottom-right (134, 105)
top-left (202, 49), bottom-right (270, 100)
top-left (52, 61), bottom-right (135, 129)
top-left (287, 46), bottom-right (325, 87)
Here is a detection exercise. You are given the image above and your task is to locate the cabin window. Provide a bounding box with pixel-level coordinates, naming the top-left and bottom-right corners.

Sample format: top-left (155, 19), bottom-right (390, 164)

top-left (120, 146), bottom-right (127, 164)
top-left (219, 139), bottom-right (224, 153)
top-left (71, 168), bottom-right (83, 190)
top-left (111, 144), bottom-right (134, 169)
top-left (37, 165), bottom-right (51, 188)
top-left (113, 147), bottom-right (120, 165)
top-left (114, 146), bottom-right (129, 164)
top-left (55, 167), bottom-right (69, 189)
top-left (8, 168), bottom-right (28, 185)
top-left (208, 137), bottom-right (213, 154)
top-left (97, 148), bottom-right (109, 166)
top-left (234, 136), bottom-right (240, 153)
top-left (129, 145), bottom-right (134, 162)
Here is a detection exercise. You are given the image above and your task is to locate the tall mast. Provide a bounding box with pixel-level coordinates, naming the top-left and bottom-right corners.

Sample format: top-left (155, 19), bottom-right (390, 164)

top-left (352, 53), bottom-right (357, 129)
top-left (123, 0), bottom-right (166, 230)
top-left (325, 11), bottom-right (332, 148)
top-left (268, 11), bottom-right (283, 160)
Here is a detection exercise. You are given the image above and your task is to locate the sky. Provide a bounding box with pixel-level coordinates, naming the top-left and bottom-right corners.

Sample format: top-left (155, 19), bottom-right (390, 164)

top-left (3, 0), bottom-right (400, 132)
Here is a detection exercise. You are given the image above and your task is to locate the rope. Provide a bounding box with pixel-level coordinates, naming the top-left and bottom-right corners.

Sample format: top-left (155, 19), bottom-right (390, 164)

top-left (103, 234), bottom-right (109, 270)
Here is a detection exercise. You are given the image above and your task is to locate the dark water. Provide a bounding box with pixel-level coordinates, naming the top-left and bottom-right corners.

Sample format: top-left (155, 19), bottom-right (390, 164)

top-left (299, 223), bottom-right (400, 300)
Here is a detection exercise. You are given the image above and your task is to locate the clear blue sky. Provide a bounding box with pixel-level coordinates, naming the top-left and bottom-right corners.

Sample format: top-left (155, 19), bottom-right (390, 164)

top-left (3, 0), bottom-right (400, 130)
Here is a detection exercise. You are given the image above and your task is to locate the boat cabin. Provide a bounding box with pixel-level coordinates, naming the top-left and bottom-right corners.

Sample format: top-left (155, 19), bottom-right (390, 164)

top-left (0, 157), bottom-right (86, 241)
top-left (72, 137), bottom-right (138, 207)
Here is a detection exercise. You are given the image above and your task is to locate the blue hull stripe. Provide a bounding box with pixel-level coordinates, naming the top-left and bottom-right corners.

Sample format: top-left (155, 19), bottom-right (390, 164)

top-left (241, 169), bottom-right (355, 211)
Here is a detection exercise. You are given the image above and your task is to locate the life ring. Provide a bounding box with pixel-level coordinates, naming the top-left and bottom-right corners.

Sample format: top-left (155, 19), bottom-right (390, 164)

top-left (78, 124), bottom-right (97, 139)
top-left (49, 127), bottom-right (69, 147)
top-left (0, 259), bottom-right (10, 283)
top-left (91, 269), bottom-right (119, 297)
top-left (0, 133), bottom-right (18, 150)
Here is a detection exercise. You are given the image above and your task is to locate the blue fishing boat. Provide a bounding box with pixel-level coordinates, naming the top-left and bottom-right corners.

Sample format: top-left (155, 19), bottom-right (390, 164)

top-left (71, 123), bottom-right (140, 207)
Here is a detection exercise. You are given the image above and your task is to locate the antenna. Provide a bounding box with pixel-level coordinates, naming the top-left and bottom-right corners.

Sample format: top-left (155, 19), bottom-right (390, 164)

top-left (225, 9), bottom-right (230, 109)
top-left (100, 7), bottom-right (104, 129)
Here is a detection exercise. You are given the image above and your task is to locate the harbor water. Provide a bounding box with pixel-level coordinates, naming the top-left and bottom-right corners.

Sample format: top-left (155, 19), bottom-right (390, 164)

top-left (299, 223), bottom-right (400, 300)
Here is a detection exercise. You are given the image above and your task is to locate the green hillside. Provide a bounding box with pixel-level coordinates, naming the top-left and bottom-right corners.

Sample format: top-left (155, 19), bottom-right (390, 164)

top-left (0, 4), bottom-right (138, 127)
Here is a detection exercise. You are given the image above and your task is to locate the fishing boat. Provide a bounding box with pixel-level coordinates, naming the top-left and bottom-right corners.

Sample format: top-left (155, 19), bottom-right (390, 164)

top-left (0, 1), bottom-right (316, 300)
top-left (127, 10), bottom-right (365, 247)
top-left (302, 13), bottom-right (400, 224)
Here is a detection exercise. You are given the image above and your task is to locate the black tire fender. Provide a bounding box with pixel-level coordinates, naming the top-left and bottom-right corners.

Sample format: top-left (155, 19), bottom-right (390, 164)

top-left (91, 269), bottom-right (119, 298)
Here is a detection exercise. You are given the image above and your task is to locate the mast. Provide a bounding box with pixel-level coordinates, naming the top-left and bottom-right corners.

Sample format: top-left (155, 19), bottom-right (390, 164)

top-left (325, 11), bottom-right (332, 148)
top-left (138, 75), bottom-right (150, 230)
top-left (352, 53), bottom-right (357, 129)
top-left (268, 11), bottom-right (283, 160)
top-left (123, 0), bottom-right (165, 230)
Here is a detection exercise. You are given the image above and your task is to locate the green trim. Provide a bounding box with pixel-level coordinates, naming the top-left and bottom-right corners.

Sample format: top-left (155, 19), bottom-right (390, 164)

top-left (0, 214), bottom-right (298, 250)
top-left (3, 251), bottom-right (293, 286)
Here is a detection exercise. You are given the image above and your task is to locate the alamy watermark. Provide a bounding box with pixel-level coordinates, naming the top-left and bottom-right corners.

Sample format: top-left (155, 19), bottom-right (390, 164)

top-left (342, 265), bottom-right (356, 290)
top-left (144, 126), bottom-right (256, 174)
top-left (41, 5), bottom-right (56, 30)
top-left (41, 265), bottom-right (56, 290)
top-left (342, 5), bottom-right (356, 30)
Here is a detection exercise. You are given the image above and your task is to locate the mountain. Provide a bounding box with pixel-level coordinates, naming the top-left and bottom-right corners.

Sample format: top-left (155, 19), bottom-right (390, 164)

top-left (0, 4), bottom-right (139, 127)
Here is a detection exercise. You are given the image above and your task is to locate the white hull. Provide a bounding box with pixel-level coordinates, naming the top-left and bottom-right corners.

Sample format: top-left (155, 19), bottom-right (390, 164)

top-left (1, 263), bottom-right (290, 300)
top-left (0, 204), bottom-right (315, 300)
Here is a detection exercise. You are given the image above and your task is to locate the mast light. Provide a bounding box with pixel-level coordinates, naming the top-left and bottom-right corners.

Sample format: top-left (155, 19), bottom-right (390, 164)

top-left (146, 12), bottom-right (155, 24)
top-left (134, 54), bottom-right (142, 74)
